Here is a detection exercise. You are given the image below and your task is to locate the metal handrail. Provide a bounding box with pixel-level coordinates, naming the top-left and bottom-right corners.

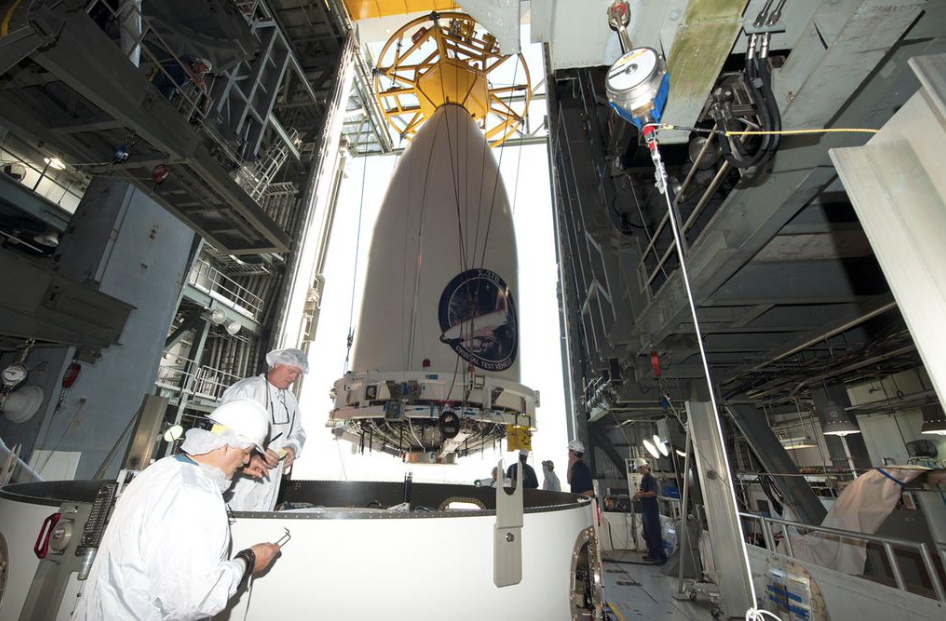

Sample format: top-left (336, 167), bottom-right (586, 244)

top-left (156, 358), bottom-right (241, 401)
top-left (0, 147), bottom-right (86, 210)
top-left (192, 365), bottom-right (242, 400)
top-left (740, 511), bottom-right (946, 604)
top-left (187, 257), bottom-right (264, 318)
top-left (83, 1), bottom-right (241, 165)
top-left (637, 125), bottom-right (729, 296)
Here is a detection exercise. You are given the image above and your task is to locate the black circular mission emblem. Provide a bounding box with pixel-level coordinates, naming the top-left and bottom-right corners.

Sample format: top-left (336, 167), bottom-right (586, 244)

top-left (438, 268), bottom-right (518, 372)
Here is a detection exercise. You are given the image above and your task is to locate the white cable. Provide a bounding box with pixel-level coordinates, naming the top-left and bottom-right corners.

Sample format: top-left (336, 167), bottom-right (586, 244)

top-left (745, 607), bottom-right (782, 620)
top-left (242, 575), bottom-right (255, 621)
top-left (646, 132), bottom-right (759, 606)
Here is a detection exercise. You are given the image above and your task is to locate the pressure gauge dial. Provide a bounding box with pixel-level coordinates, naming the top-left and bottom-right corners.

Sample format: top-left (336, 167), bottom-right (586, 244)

top-left (1, 364), bottom-right (27, 388)
top-left (606, 47), bottom-right (669, 127)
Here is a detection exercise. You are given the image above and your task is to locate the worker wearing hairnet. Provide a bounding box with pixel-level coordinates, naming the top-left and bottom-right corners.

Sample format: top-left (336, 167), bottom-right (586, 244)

top-left (221, 347), bottom-right (308, 511)
top-left (72, 400), bottom-right (281, 621)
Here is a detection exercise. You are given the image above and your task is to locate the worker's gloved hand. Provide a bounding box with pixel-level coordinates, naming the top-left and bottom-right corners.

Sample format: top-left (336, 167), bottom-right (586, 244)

top-left (249, 543), bottom-right (280, 574)
top-left (283, 446), bottom-right (296, 469)
top-left (242, 454), bottom-right (269, 479)
top-left (263, 448), bottom-right (281, 468)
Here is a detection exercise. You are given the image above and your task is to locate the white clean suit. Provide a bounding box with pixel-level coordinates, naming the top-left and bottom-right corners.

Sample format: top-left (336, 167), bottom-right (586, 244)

top-left (221, 375), bottom-right (306, 511)
top-left (72, 455), bottom-right (245, 620)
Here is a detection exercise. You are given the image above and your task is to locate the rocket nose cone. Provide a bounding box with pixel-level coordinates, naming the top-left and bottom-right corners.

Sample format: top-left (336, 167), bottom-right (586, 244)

top-left (353, 105), bottom-right (520, 377)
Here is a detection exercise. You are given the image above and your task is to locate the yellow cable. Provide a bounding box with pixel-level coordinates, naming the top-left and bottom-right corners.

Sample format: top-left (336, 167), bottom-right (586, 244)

top-left (659, 124), bottom-right (879, 137)
top-left (725, 128), bottom-right (879, 136)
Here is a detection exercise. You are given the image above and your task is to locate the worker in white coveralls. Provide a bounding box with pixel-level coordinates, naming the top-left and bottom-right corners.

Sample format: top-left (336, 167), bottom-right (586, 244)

top-left (72, 399), bottom-right (281, 621)
top-left (221, 347), bottom-right (308, 511)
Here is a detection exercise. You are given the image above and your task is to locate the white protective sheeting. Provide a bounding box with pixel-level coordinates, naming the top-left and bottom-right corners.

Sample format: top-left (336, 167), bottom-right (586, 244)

top-left (788, 467), bottom-right (926, 575)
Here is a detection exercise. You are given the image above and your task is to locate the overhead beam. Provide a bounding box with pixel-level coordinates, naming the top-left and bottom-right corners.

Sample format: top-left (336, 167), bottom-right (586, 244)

top-left (633, 21), bottom-right (938, 354)
top-left (727, 404), bottom-right (828, 526)
top-left (3, 5), bottom-right (292, 253)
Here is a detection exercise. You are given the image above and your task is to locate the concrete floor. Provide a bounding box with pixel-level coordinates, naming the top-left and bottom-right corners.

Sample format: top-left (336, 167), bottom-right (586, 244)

top-left (602, 552), bottom-right (718, 620)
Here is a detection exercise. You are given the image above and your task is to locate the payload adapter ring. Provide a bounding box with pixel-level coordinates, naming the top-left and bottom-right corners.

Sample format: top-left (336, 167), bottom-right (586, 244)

top-left (373, 11), bottom-right (532, 147)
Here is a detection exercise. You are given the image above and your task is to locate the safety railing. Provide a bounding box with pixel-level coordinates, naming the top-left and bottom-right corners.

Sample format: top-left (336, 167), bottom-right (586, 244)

top-left (187, 257), bottom-right (264, 320)
top-left (234, 129), bottom-right (300, 201)
top-left (83, 1), bottom-right (243, 166)
top-left (191, 365), bottom-right (243, 401)
top-left (155, 357), bottom-right (192, 390)
top-left (636, 127), bottom-right (730, 298)
top-left (657, 495), bottom-right (682, 521)
top-left (155, 358), bottom-right (241, 402)
top-left (739, 511), bottom-right (946, 604)
top-left (1, 146), bottom-right (86, 212)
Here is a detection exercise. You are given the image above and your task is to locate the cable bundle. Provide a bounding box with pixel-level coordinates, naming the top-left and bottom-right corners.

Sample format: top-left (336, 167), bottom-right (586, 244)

top-left (718, 34), bottom-right (782, 170)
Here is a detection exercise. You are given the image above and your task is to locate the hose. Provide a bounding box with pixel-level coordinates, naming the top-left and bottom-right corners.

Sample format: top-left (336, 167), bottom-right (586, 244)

top-left (718, 51), bottom-right (782, 171)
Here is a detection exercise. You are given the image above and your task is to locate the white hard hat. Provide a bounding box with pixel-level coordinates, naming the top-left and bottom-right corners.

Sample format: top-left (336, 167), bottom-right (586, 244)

top-left (518, 449), bottom-right (530, 458)
top-left (632, 458), bottom-right (648, 469)
top-left (568, 439), bottom-right (585, 453)
top-left (266, 347), bottom-right (309, 373)
top-left (208, 398), bottom-right (268, 451)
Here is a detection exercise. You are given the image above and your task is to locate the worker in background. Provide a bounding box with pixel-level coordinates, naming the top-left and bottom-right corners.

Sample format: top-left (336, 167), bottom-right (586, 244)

top-left (72, 399), bottom-right (281, 620)
top-left (507, 448), bottom-right (539, 489)
top-left (542, 459), bottom-right (562, 491)
top-left (222, 347), bottom-right (308, 511)
top-left (633, 457), bottom-right (667, 564)
top-left (567, 439), bottom-right (594, 496)
top-left (489, 466), bottom-right (512, 487)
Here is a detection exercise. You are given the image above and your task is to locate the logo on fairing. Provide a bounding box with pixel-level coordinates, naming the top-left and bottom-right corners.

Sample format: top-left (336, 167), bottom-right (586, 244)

top-left (438, 269), bottom-right (518, 371)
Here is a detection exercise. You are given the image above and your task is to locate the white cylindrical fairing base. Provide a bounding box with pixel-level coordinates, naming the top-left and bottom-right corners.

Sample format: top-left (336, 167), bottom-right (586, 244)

top-left (0, 481), bottom-right (602, 621)
top-left (352, 104), bottom-right (520, 379)
top-left (224, 511), bottom-right (590, 620)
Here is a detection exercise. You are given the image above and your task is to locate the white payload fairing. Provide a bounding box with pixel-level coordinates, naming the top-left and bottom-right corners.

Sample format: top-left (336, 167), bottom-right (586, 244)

top-left (329, 13), bottom-right (537, 462)
top-left (351, 103), bottom-right (521, 377)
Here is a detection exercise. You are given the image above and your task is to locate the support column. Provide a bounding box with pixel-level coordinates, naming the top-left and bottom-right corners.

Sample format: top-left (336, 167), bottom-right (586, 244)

top-left (687, 398), bottom-right (754, 617)
top-left (728, 404), bottom-right (827, 525)
top-left (171, 318), bottom-right (211, 427)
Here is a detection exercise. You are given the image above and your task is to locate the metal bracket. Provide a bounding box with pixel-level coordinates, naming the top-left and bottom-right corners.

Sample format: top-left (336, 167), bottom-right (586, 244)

top-left (494, 459), bottom-right (523, 587)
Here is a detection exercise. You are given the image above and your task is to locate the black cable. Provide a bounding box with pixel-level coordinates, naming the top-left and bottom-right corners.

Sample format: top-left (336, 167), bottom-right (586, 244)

top-left (720, 59), bottom-right (771, 168)
top-left (718, 53), bottom-right (782, 171)
top-left (610, 195), bottom-right (646, 231)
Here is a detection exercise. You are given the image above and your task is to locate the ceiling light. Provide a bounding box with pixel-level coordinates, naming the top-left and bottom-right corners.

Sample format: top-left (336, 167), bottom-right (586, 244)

top-left (675, 449), bottom-right (687, 458)
top-left (225, 320), bottom-right (241, 335)
top-left (780, 436), bottom-right (816, 450)
top-left (921, 405), bottom-right (946, 436)
top-left (642, 438), bottom-right (661, 459)
top-left (0, 385), bottom-right (44, 423)
top-left (821, 401), bottom-right (861, 436)
top-left (32, 231), bottom-right (60, 247)
top-left (43, 157), bottom-right (66, 170)
top-left (163, 424), bottom-right (184, 442)
top-left (653, 434), bottom-right (669, 457)
top-left (209, 308), bottom-right (228, 325)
